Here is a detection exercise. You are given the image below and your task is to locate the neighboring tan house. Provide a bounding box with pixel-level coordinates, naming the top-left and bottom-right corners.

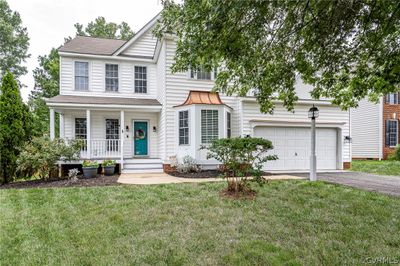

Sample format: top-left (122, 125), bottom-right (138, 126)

top-left (351, 93), bottom-right (400, 160)
top-left (46, 14), bottom-right (352, 173)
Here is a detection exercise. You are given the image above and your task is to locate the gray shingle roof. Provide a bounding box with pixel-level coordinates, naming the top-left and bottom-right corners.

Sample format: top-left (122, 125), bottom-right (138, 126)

top-left (59, 36), bottom-right (127, 55)
top-left (46, 95), bottom-right (161, 106)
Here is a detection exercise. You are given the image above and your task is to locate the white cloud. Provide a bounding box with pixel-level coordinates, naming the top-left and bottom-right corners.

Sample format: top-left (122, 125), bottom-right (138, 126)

top-left (7, 0), bottom-right (163, 101)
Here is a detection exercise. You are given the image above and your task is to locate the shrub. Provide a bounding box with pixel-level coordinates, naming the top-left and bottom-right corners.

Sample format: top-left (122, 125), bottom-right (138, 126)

top-left (17, 136), bottom-right (81, 179)
top-left (389, 145), bottom-right (400, 161)
top-left (176, 155), bottom-right (199, 173)
top-left (68, 168), bottom-right (80, 182)
top-left (202, 137), bottom-right (277, 193)
top-left (102, 159), bottom-right (116, 167)
top-left (82, 160), bottom-right (99, 168)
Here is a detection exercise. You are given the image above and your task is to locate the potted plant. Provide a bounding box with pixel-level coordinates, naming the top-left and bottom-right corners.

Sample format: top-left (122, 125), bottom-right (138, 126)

top-left (82, 160), bottom-right (99, 178)
top-left (102, 159), bottom-right (116, 176)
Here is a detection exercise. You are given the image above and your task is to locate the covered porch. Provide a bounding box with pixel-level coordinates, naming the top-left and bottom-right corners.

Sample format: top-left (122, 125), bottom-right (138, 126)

top-left (46, 95), bottom-right (162, 169)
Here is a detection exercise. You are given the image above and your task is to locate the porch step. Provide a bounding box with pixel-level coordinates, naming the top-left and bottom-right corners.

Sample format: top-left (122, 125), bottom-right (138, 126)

top-left (122, 168), bottom-right (164, 174)
top-left (122, 158), bottom-right (163, 174)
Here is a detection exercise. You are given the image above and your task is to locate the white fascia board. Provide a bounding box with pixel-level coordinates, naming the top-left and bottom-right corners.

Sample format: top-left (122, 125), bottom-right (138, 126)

top-left (46, 102), bottom-right (162, 110)
top-left (241, 97), bottom-right (334, 105)
top-left (58, 52), bottom-right (155, 63)
top-left (113, 13), bottom-right (161, 56)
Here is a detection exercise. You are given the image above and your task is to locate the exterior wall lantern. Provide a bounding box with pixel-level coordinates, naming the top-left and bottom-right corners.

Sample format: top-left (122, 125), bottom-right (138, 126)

top-left (153, 126), bottom-right (157, 133)
top-left (308, 105), bottom-right (319, 181)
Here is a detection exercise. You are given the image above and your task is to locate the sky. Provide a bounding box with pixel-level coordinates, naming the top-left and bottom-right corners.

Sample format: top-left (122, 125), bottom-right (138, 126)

top-left (7, 0), bottom-right (163, 101)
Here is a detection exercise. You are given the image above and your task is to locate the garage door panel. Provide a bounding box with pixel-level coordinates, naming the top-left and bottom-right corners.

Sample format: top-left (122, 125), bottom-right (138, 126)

top-left (255, 126), bottom-right (337, 171)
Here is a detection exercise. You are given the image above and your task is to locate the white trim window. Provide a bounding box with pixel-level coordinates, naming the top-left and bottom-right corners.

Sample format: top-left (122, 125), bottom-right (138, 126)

top-left (190, 67), bottom-right (217, 80)
top-left (385, 120), bottom-right (398, 147)
top-left (75, 118), bottom-right (87, 139)
top-left (75, 62), bottom-right (89, 90)
top-left (178, 110), bottom-right (189, 145)
top-left (134, 66), bottom-right (147, 93)
top-left (386, 93), bottom-right (399, 104)
top-left (201, 110), bottom-right (219, 144)
top-left (227, 112), bottom-right (231, 138)
top-left (105, 64), bottom-right (118, 92)
top-left (106, 119), bottom-right (119, 151)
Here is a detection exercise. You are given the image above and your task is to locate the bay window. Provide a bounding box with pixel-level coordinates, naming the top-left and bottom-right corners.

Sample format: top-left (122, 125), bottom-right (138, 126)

top-left (201, 110), bottom-right (219, 144)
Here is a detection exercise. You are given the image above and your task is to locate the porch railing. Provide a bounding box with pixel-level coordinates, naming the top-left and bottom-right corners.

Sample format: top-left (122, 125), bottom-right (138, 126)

top-left (69, 139), bottom-right (121, 159)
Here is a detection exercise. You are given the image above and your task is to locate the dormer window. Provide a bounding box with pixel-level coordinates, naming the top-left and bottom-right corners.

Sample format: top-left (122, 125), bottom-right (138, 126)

top-left (75, 62), bottom-right (89, 91)
top-left (105, 64), bottom-right (118, 92)
top-left (190, 67), bottom-right (217, 80)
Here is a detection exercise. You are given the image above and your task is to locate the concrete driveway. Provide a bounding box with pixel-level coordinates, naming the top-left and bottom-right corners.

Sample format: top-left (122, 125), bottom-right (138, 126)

top-left (291, 172), bottom-right (400, 197)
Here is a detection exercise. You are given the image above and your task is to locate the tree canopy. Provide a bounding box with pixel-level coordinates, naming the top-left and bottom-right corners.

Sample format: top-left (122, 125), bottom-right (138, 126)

top-left (155, 0), bottom-right (400, 112)
top-left (0, 0), bottom-right (30, 82)
top-left (29, 18), bottom-right (134, 136)
top-left (74, 16), bottom-right (134, 40)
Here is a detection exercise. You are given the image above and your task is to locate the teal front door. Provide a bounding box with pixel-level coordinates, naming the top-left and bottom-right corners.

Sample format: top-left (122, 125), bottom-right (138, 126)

top-left (134, 121), bottom-right (148, 156)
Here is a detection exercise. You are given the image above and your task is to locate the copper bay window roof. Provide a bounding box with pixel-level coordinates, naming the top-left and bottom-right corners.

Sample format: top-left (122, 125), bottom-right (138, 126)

top-left (175, 90), bottom-right (231, 108)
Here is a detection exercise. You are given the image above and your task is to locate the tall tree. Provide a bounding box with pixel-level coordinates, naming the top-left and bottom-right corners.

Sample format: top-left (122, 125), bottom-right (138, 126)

top-left (29, 18), bottom-right (134, 136)
top-left (155, 0), bottom-right (400, 113)
top-left (0, 0), bottom-right (29, 82)
top-left (0, 72), bottom-right (32, 183)
top-left (74, 16), bottom-right (135, 40)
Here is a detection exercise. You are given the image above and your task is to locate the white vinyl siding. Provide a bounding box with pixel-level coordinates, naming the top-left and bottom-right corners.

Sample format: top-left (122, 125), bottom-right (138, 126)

top-left (350, 99), bottom-right (381, 159)
top-left (121, 29), bottom-right (157, 57)
top-left (105, 64), bottom-right (118, 92)
top-left (134, 66), bottom-right (147, 93)
top-left (60, 57), bottom-right (157, 98)
top-left (74, 62), bottom-right (89, 90)
top-left (201, 110), bottom-right (219, 144)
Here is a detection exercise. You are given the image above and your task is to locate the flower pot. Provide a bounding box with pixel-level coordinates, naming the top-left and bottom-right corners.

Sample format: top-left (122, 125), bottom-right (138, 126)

top-left (103, 165), bottom-right (115, 176)
top-left (82, 166), bottom-right (98, 178)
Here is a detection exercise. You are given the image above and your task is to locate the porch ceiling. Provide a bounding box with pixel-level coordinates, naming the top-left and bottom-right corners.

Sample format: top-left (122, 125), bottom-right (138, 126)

top-left (46, 95), bottom-right (162, 110)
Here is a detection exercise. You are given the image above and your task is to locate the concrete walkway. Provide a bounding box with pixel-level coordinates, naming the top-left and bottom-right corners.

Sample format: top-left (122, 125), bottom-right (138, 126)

top-left (118, 173), bottom-right (305, 185)
top-left (291, 172), bottom-right (400, 197)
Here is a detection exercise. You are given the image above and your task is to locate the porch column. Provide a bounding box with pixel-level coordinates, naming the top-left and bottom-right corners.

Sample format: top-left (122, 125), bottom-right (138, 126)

top-left (120, 110), bottom-right (125, 170)
top-left (59, 113), bottom-right (65, 139)
top-left (50, 108), bottom-right (55, 140)
top-left (86, 109), bottom-right (91, 159)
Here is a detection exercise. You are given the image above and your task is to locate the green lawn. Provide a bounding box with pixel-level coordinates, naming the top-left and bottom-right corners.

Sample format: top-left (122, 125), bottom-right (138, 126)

top-left (1, 182), bottom-right (400, 265)
top-left (351, 160), bottom-right (400, 176)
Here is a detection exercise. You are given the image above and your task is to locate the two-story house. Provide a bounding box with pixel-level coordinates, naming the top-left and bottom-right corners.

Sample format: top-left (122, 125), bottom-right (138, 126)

top-left (351, 93), bottom-right (400, 160)
top-left (46, 14), bottom-right (352, 173)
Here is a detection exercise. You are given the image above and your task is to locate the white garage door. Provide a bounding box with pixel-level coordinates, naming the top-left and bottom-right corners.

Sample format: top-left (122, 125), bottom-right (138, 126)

top-left (254, 127), bottom-right (337, 171)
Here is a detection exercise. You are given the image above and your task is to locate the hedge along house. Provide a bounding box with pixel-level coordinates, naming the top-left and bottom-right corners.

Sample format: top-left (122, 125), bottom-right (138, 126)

top-left (46, 14), bottom-right (352, 174)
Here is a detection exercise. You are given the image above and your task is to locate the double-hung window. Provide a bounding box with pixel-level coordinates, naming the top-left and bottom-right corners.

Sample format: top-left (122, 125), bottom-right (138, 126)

top-left (190, 67), bottom-right (217, 80)
top-left (386, 120), bottom-right (399, 147)
top-left (75, 118), bottom-right (87, 150)
top-left (227, 112), bottom-right (232, 138)
top-left (105, 64), bottom-right (118, 91)
top-left (134, 66), bottom-right (147, 93)
top-left (75, 62), bottom-right (89, 90)
top-left (106, 119), bottom-right (119, 151)
top-left (386, 93), bottom-right (399, 104)
top-left (178, 110), bottom-right (189, 145)
top-left (201, 110), bottom-right (219, 144)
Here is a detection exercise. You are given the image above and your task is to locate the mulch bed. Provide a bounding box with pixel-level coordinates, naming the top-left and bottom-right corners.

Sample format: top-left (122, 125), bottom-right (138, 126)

top-left (0, 175), bottom-right (120, 189)
top-left (168, 170), bottom-right (223, 178)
